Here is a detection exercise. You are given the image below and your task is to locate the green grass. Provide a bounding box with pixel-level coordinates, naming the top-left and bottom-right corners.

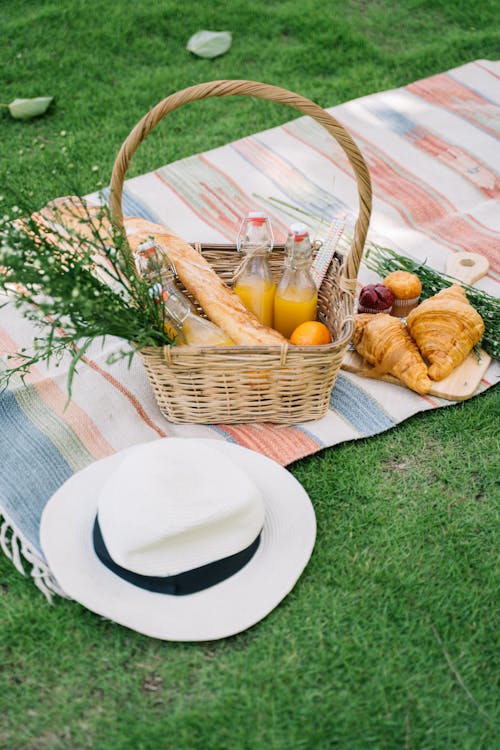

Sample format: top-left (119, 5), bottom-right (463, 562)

top-left (1, 1), bottom-right (499, 748)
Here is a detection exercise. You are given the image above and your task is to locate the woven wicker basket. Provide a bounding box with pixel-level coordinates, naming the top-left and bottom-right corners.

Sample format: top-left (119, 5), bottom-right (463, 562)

top-left (109, 80), bottom-right (372, 424)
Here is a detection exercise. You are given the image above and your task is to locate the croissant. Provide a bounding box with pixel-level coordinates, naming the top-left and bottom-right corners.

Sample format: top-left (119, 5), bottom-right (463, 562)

top-left (406, 285), bottom-right (484, 381)
top-left (353, 314), bottom-right (432, 395)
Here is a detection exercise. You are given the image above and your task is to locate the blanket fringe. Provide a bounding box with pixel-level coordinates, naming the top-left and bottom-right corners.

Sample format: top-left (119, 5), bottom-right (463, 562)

top-left (0, 515), bottom-right (68, 601)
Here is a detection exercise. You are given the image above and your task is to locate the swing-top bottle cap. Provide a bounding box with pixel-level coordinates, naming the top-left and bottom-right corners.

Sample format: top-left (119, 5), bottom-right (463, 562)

top-left (136, 241), bottom-right (178, 278)
top-left (148, 282), bottom-right (164, 300)
top-left (137, 239), bottom-right (156, 255)
top-left (237, 212), bottom-right (273, 253)
top-left (247, 211), bottom-right (267, 224)
top-left (289, 223), bottom-right (309, 242)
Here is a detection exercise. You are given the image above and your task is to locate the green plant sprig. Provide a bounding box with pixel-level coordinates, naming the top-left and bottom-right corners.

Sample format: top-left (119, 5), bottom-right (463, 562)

top-left (364, 243), bottom-right (500, 360)
top-left (0, 197), bottom-right (175, 396)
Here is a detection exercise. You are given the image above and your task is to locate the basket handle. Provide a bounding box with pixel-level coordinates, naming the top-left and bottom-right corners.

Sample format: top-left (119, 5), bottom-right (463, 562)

top-left (110, 80), bottom-right (372, 282)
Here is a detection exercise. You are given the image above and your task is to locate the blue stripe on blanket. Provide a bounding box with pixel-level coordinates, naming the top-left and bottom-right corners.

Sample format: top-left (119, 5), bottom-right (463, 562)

top-left (364, 103), bottom-right (416, 135)
top-left (231, 138), bottom-right (350, 221)
top-left (330, 374), bottom-right (395, 435)
top-left (294, 424), bottom-right (326, 448)
top-left (121, 188), bottom-right (163, 224)
top-left (208, 426), bottom-right (239, 443)
top-left (0, 390), bottom-right (73, 556)
top-left (100, 187), bottom-right (162, 224)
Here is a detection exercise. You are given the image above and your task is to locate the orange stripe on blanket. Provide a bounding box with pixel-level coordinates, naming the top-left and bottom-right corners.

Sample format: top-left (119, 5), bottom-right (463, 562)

top-left (199, 153), bottom-right (290, 239)
top-left (475, 61), bottom-right (500, 80)
top-left (363, 152), bottom-right (500, 270)
top-left (80, 355), bottom-right (167, 438)
top-left (33, 378), bottom-right (114, 459)
top-left (0, 326), bottom-right (114, 459)
top-left (419, 393), bottom-right (440, 408)
top-left (404, 128), bottom-right (500, 200)
top-left (1, 303), bottom-right (168, 441)
top-left (218, 424), bottom-right (320, 466)
top-left (325, 123), bottom-right (500, 269)
top-left (155, 155), bottom-right (289, 243)
top-left (407, 74), bottom-right (499, 138)
top-left (154, 169), bottom-right (235, 240)
top-left (283, 123), bottom-right (499, 274)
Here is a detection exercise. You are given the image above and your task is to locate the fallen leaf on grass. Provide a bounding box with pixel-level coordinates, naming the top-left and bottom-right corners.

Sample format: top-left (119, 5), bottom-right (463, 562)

top-left (143, 674), bottom-right (163, 692)
top-left (5, 96), bottom-right (53, 120)
top-left (186, 30), bottom-right (232, 58)
top-left (384, 459), bottom-right (412, 472)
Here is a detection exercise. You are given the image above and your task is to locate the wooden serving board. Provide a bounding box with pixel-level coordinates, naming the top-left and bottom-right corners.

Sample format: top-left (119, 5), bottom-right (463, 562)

top-left (341, 348), bottom-right (491, 401)
top-left (344, 250), bottom-right (492, 400)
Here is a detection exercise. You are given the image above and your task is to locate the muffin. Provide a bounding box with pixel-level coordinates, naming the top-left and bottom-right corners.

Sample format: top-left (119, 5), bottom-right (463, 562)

top-left (382, 271), bottom-right (422, 317)
top-left (358, 283), bottom-right (395, 314)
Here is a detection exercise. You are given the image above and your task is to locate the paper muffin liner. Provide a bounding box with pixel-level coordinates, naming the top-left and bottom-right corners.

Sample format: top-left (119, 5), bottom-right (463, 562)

top-left (390, 296), bottom-right (420, 318)
top-left (357, 303), bottom-right (393, 315)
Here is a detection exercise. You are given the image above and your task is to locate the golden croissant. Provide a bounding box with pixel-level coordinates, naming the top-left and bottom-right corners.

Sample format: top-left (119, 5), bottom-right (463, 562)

top-left (406, 285), bottom-right (484, 381)
top-left (353, 314), bottom-right (432, 395)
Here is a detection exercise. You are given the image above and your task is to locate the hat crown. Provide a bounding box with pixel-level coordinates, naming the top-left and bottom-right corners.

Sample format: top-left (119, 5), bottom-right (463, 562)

top-left (97, 439), bottom-right (265, 577)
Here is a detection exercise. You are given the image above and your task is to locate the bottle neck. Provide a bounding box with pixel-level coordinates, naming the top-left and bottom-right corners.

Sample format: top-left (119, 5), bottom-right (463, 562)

top-left (159, 283), bottom-right (192, 327)
top-left (284, 236), bottom-right (312, 270)
top-left (233, 247), bottom-right (273, 285)
top-left (242, 247), bottom-right (270, 262)
top-left (283, 255), bottom-right (311, 271)
top-left (135, 243), bottom-right (177, 283)
top-left (239, 217), bottom-right (272, 255)
top-left (240, 238), bottom-right (271, 259)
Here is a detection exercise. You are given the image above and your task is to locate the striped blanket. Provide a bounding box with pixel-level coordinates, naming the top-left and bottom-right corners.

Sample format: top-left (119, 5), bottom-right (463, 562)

top-left (1, 59), bottom-right (498, 598)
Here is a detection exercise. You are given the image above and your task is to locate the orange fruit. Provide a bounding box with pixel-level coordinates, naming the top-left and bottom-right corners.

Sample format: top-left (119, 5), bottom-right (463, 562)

top-left (289, 321), bottom-right (332, 346)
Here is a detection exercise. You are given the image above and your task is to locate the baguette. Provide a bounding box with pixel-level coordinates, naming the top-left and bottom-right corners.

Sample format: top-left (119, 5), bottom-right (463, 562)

top-left (34, 197), bottom-right (287, 346)
top-left (125, 216), bottom-right (287, 346)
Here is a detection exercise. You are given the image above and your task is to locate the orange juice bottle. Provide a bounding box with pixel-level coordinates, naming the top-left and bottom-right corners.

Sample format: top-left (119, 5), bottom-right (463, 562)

top-left (135, 241), bottom-right (233, 346)
top-left (274, 223), bottom-right (318, 339)
top-left (233, 212), bottom-right (275, 326)
top-left (149, 282), bottom-right (234, 346)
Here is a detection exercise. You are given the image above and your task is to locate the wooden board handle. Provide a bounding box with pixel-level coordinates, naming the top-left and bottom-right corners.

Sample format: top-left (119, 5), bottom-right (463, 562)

top-left (109, 79), bottom-right (372, 284)
top-left (446, 252), bottom-right (489, 285)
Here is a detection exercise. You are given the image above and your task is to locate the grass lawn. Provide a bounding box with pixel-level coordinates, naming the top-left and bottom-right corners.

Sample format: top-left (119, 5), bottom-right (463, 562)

top-left (1, 1), bottom-right (499, 748)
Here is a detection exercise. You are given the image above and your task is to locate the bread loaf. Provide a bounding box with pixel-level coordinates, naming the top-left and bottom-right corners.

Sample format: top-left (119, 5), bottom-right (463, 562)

top-left (124, 216), bottom-right (287, 346)
top-left (36, 198), bottom-right (287, 347)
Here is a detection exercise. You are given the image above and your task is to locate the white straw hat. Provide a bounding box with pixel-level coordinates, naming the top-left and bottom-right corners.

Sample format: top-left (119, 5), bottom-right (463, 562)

top-left (40, 438), bottom-right (316, 641)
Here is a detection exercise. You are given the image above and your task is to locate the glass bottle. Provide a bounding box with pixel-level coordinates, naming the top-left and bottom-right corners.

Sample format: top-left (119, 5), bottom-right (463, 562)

top-left (149, 283), bottom-right (234, 346)
top-left (134, 240), bottom-right (171, 281)
top-left (135, 241), bottom-right (233, 346)
top-left (273, 223), bottom-right (318, 339)
top-left (233, 212), bottom-right (275, 327)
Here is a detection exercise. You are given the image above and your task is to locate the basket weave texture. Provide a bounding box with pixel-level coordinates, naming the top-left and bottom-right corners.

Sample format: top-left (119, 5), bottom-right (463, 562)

top-left (110, 80), bottom-right (372, 424)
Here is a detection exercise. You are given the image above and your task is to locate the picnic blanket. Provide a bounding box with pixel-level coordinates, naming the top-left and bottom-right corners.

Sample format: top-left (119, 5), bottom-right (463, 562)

top-left (1, 59), bottom-right (499, 599)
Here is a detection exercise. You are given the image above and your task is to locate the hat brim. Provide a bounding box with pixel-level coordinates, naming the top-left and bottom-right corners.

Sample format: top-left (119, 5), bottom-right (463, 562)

top-left (40, 439), bottom-right (316, 641)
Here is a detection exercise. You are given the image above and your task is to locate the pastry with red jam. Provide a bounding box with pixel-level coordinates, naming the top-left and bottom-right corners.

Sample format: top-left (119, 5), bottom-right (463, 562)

top-left (357, 284), bottom-right (395, 314)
